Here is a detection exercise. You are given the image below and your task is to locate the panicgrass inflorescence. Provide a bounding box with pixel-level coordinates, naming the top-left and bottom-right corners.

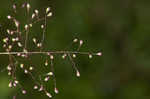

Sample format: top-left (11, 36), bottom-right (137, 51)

top-left (0, 0), bottom-right (102, 98)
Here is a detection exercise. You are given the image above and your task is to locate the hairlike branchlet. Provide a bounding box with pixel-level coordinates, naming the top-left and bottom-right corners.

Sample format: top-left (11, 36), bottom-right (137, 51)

top-left (1, 0), bottom-right (102, 98)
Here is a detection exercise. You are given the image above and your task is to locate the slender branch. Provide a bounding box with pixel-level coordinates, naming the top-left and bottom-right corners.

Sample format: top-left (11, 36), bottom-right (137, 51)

top-left (49, 57), bottom-right (57, 90)
top-left (0, 51), bottom-right (100, 55)
top-left (40, 15), bottom-right (47, 51)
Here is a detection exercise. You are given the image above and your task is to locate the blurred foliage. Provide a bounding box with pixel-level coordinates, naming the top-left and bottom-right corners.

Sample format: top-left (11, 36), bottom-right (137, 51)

top-left (0, 0), bottom-right (150, 99)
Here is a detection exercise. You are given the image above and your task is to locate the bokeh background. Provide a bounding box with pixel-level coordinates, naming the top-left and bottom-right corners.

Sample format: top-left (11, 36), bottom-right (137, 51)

top-left (0, 0), bottom-right (150, 99)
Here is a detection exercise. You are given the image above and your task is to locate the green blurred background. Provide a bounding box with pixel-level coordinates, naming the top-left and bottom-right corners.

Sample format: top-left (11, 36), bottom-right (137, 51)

top-left (1, 0), bottom-right (150, 99)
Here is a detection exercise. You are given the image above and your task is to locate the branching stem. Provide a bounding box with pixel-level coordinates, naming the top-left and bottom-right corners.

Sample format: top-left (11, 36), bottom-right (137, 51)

top-left (0, 51), bottom-right (99, 55)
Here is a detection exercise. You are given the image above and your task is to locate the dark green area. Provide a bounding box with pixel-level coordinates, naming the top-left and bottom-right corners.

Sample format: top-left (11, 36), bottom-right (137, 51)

top-left (0, 0), bottom-right (150, 99)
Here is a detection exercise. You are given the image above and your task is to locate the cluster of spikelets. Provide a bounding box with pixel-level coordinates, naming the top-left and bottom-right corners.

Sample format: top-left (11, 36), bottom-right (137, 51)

top-left (1, 1), bottom-right (102, 99)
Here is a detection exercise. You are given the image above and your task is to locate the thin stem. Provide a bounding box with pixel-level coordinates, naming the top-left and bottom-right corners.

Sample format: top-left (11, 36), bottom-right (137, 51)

top-left (68, 53), bottom-right (79, 73)
top-left (50, 58), bottom-right (57, 89)
top-left (40, 15), bottom-right (47, 51)
top-left (0, 51), bottom-right (99, 55)
top-left (24, 28), bottom-right (29, 49)
top-left (25, 1), bottom-right (30, 49)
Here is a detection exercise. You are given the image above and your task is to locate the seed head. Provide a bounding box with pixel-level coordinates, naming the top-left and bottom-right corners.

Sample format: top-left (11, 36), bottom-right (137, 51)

top-left (47, 12), bottom-right (52, 17)
top-left (46, 7), bottom-right (51, 13)
top-left (7, 65), bottom-right (12, 71)
top-left (96, 52), bottom-right (102, 56)
top-left (76, 71), bottom-right (80, 77)
top-left (7, 15), bottom-right (11, 19)
top-left (24, 69), bottom-right (28, 74)
top-left (17, 42), bottom-right (22, 47)
top-left (45, 60), bottom-right (48, 66)
top-left (44, 76), bottom-right (49, 82)
top-left (37, 43), bottom-right (42, 47)
top-left (34, 85), bottom-right (38, 89)
top-left (54, 88), bottom-right (59, 94)
top-left (62, 54), bottom-right (67, 59)
top-left (25, 24), bottom-right (28, 30)
top-left (39, 85), bottom-right (43, 91)
top-left (41, 24), bottom-right (44, 29)
top-left (32, 13), bottom-right (35, 19)
top-left (47, 72), bottom-right (53, 76)
top-left (46, 92), bottom-right (52, 98)
top-left (22, 90), bottom-right (27, 94)
top-left (8, 82), bottom-right (12, 88)
top-left (14, 80), bottom-right (19, 84)
top-left (32, 38), bottom-right (37, 43)
top-left (72, 54), bottom-right (76, 58)
top-left (89, 54), bottom-right (92, 59)
top-left (29, 24), bottom-right (32, 27)
top-left (50, 55), bottom-right (54, 60)
top-left (29, 66), bottom-right (33, 71)
top-left (35, 9), bottom-right (39, 15)
top-left (80, 40), bottom-right (83, 45)
top-left (73, 38), bottom-right (78, 43)
top-left (14, 19), bottom-right (19, 28)
top-left (27, 3), bottom-right (30, 10)
top-left (8, 72), bottom-right (11, 76)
